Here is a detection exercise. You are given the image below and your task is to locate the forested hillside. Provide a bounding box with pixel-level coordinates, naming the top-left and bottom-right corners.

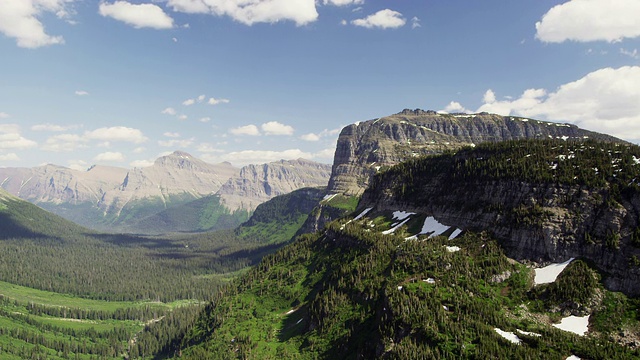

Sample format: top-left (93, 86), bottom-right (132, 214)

top-left (169, 139), bottom-right (640, 359)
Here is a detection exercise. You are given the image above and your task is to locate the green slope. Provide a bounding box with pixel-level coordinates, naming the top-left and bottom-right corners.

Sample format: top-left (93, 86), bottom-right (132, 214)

top-left (127, 194), bottom-right (250, 235)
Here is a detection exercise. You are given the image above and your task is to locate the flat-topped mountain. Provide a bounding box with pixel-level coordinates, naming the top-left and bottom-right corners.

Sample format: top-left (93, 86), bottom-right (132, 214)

top-left (328, 109), bottom-right (625, 195)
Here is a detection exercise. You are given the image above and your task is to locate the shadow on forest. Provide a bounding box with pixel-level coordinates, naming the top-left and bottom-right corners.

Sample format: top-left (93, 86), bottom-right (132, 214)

top-left (0, 213), bottom-right (63, 242)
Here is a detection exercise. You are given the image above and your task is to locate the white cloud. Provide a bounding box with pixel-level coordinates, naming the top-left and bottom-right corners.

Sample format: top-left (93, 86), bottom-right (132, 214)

top-left (163, 132), bottom-right (181, 138)
top-left (67, 159), bottom-right (89, 171)
top-left (182, 98), bottom-right (196, 106)
top-left (300, 133), bottom-right (320, 141)
top-left (224, 149), bottom-right (312, 166)
top-left (439, 101), bottom-right (471, 114)
top-left (75, 90), bottom-right (89, 96)
top-left (0, 124), bottom-right (38, 149)
top-left (230, 124), bottom-right (260, 136)
top-left (130, 159), bottom-right (154, 168)
top-left (178, 114), bottom-right (188, 121)
top-left (536, 0), bottom-right (640, 43)
top-left (453, 66), bottom-right (640, 141)
top-left (99, 1), bottom-right (174, 29)
top-left (0, 0), bottom-right (70, 48)
top-left (197, 142), bottom-right (224, 153)
top-left (477, 88), bottom-right (547, 117)
top-left (621, 48), bottom-right (640, 59)
top-left (0, 112), bottom-right (9, 119)
top-left (93, 151), bottom-right (125, 162)
top-left (197, 94), bottom-right (206, 102)
top-left (167, 0), bottom-right (318, 26)
top-left (208, 97), bottom-right (230, 105)
top-left (323, 0), bottom-right (363, 6)
top-left (0, 153), bottom-right (20, 161)
top-left (313, 147), bottom-right (335, 162)
top-left (161, 107), bottom-right (177, 115)
top-left (411, 16), bottom-right (421, 29)
top-left (158, 138), bottom-right (194, 147)
top-left (31, 123), bottom-right (64, 132)
top-left (261, 121), bottom-right (294, 135)
top-left (84, 126), bottom-right (148, 143)
top-left (199, 117), bottom-right (211, 123)
top-left (352, 9), bottom-right (405, 29)
top-left (41, 133), bottom-right (87, 152)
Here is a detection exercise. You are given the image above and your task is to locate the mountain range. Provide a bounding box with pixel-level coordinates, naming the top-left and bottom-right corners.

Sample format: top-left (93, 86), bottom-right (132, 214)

top-left (0, 152), bottom-right (332, 234)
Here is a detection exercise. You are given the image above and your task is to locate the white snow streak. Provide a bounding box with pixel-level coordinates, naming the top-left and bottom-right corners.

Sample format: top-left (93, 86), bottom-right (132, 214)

top-left (354, 207), bottom-right (373, 221)
top-left (494, 328), bottom-right (522, 344)
top-left (553, 315), bottom-right (590, 336)
top-left (534, 258), bottom-right (574, 285)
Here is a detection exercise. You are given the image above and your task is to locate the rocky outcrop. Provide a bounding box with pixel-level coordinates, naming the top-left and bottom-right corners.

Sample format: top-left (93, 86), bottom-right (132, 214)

top-left (328, 109), bottom-right (624, 195)
top-left (217, 159), bottom-right (332, 211)
top-left (358, 141), bottom-right (640, 296)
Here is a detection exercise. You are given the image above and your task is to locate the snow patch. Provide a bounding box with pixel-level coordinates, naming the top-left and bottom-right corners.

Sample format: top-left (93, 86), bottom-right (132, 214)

top-left (633, 156), bottom-right (640, 165)
top-left (354, 208), bottom-right (372, 221)
top-left (382, 217), bottom-right (411, 235)
top-left (423, 278), bottom-right (435, 284)
top-left (494, 328), bottom-right (522, 344)
top-left (392, 211), bottom-right (415, 221)
top-left (516, 329), bottom-right (541, 337)
top-left (566, 356), bottom-right (581, 360)
top-left (420, 216), bottom-right (449, 238)
top-left (323, 194), bottom-right (337, 202)
top-left (449, 228), bottom-right (463, 240)
top-left (553, 315), bottom-right (590, 336)
top-left (445, 246), bottom-right (461, 253)
top-left (534, 258), bottom-right (574, 285)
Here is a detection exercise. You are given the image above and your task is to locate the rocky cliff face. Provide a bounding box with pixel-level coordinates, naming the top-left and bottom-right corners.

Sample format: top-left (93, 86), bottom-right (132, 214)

top-left (217, 158), bottom-right (332, 211)
top-left (358, 140), bottom-right (640, 296)
top-left (328, 109), bottom-right (623, 195)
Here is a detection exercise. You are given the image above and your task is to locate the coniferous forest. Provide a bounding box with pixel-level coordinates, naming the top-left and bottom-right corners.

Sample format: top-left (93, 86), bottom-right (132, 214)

top-left (2, 139), bottom-right (640, 359)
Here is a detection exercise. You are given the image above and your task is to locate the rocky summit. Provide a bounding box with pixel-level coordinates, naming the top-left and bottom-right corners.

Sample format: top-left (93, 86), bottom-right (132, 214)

top-left (327, 109), bottom-right (624, 196)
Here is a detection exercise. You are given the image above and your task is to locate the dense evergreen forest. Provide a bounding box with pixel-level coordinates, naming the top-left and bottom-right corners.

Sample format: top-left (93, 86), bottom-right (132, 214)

top-left (3, 139), bottom-right (640, 359)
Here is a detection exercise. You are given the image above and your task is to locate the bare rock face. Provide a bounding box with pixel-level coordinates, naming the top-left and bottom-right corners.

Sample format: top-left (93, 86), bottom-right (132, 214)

top-left (217, 159), bottom-right (332, 211)
top-left (328, 109), bottom-right (622, 195)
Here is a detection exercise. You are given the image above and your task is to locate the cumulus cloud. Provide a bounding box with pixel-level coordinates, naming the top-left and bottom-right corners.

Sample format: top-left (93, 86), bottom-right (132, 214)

top-left (261, 121), bottom-right (294, 135)
top-left (0, 112), bottom-right (9, 119)
top-left (208, 97), bottom-right (230, 105)
top-left (300, 133), bottom-right (320, 141)
top-left (31, 123), bottom-right (77, 132)
top-left (352, 9), bottom-right (406, 29)
top-left (449, 66), bottom-right (640, 141)
top-left (99, 1), bottom-right (174, 29)
top-left (41, 133), bottom-right (87, 152)
top-left (158, 138), bottom-right (194, 147)
top-left (197, 142), bottom-right (224, 153)
top-left (0, 124), bottom-right (38, 149)
top-left (230, 124), bottom-right (260, 136)
top-left (130, 159), bottom-right (154, 168)
top-left (167, 0), bottom-right (318, 26)
top-left (438, 101), bottom-right (472, 114)
top-left (536, 0), bottom-right (640, 43)
top-left (0, 153), bottom-right (19, 161)
top-left (178, 114), bottom-right (188, 121)
top-left (163, 132), bottom-right (181, 138)
top-left (323, 0), bottom-right (363, 6)
top-left (84, 126), bottom-right (148, 143)
top-left (75, 90), bottom-right (89, 96)
top-left (161, 107), bottom-right (177, 115)
top-left (199, 117), bottom-right (211, 123)
top-left (0, 0), bottom-right (71, 48)
top-left (67, 159), bottom-right (89, 171)
top-left (182, 98), bottom-right (196, 106)
top-left (223, 149), bottom-right (312, 166)
top-left (93, 151), bottom-right (125, 162)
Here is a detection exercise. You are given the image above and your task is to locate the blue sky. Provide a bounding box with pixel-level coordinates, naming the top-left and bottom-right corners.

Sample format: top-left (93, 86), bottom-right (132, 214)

top-left (1, 0), bottom-right (639, 169)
